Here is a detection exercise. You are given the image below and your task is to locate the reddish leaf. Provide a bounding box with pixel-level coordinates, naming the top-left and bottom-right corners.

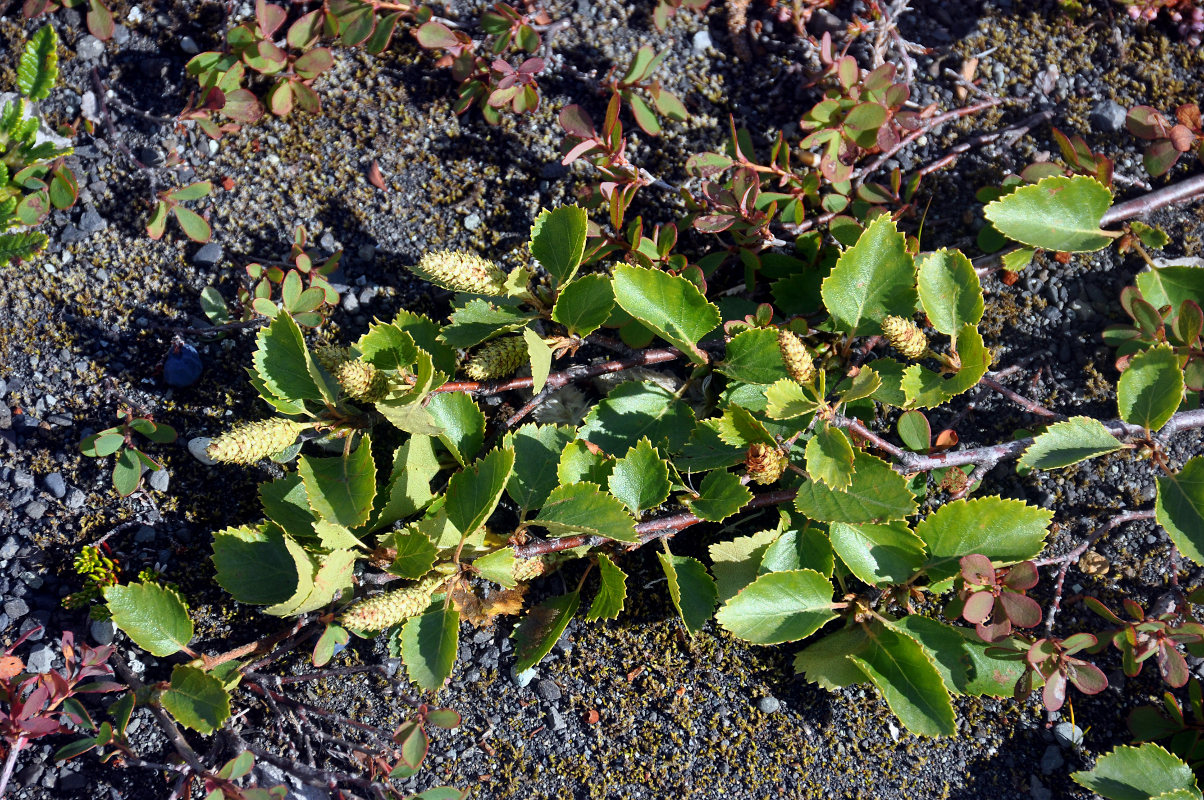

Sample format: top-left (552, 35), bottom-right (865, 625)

top-left (367, 160), bottom-right (387, 191)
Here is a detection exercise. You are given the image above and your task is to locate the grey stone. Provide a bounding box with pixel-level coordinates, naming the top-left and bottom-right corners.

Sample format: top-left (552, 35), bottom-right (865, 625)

top-left (180, 35), bottom-right (199, 54)
top-left (4, 598), bottom-right (29, 620)
top-left (111, 24), bottom-right (130, 44)
top-left (510, 665), bottom-right (537, 687)
top-left (189, 437), bottom-right (218, 465)
top-left (147, 468), bottom-right (170, 492)
top-left (341, 292), bottom-right (360, 313)
top-left (64, 488), bottom-right (86, 509)
top-left (192, 242), bottom-right (223, 267)
top-left (79, 207), bottom-right (107, 233)
top-left (12, 489), bottom-right (33, 507)
top-left (1090, 100), bottom-right (1128, 134)
top-left (43, 472), bottom-right (66, 499)
top-left (1053, 721), bottom-right (1084, 748)
top-left (0, 537), bottom-right (19, 559)
top-left (134, 525), bottom-right (156, 543)
top-left (1029, 775), bottom-right (1052, 800)
top-left (536, 679), bottom-right (562, 702)
top-left (757, 696), bottom-right (781, 714)
top-left (26, 643), bottom-right (54, 674)
top-left (76, 35), bottom-right (105, 60)
top-left (59, 772), bottom-right (87, 791)
top-left (1039, 744), bottom-right (1064, 773)
top-left (548, 705), bottom-right (567, 731)
top-left (692, 30), bottom-right (712, 54)
top-left (12, 471), bottom-right (34, 489)
top-left (463, 212), bottom-right (482, 231)
top-left (90, 619), bottom-right (116, 646)
top-left (23, 501), bottom-right (46, 520)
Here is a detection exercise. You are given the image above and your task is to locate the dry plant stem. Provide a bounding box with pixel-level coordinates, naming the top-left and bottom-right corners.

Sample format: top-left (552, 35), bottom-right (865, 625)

top-left (0, 734), bottom-right (28, 798)
top-left (914, 109), bottom-right (1056, 180)
top-left (90, 69), bottom-right (153, 174)
top-left (234, 736), bottom-right (389, 800)
top-left (1033, 509), bottom-right (1158, 634)
top-left (853, 96), bottom-right (1006, 185)
top-left (202, 616), bottom-right (308, 671)
top-left (979, 374), bottom-right (1061, 420)
top-left (242, 677), bottom-right (397, 745)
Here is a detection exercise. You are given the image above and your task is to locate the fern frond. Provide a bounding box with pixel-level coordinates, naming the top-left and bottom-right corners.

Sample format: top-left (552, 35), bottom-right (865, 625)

top-left (0, 231), bottom-right (49, 267)
top-left (18, 25), bottom-right (59, 102)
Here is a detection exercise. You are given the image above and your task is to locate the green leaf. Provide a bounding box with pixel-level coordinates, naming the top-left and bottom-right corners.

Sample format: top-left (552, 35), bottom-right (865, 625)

top-left (714, 404), bottom-right (776, 448)
top-left (719, 328), bottom-right (790, 385)
top-left (551, 274), bottom-right (615, 337)
top-left (658, 553), bottom-right (717, 635)
top-left (172, 206), bottom-right (212, 243)
top-left (578, 381), bottom-right (695, 454)
top-left (715, 569), bottom-right (837, 645)
top-left (1020, 416), bottom-right (1124, 470)
top-left (899, 324), bottom-right (991, 409)
top-left (523, 327), bottom-right (552, 394)
top-left (212, 525), bottom-right (307, 606)
top-left (112, 448), bottom-right (142, 497)
top-left (376, 399), bottom-right (442, 436)
top-left (513, 591), bottom-right (579, 672)
top-left (913, 496), bottom-right (1052, 584)
top-left (586, 553), bottom-right (627, 620)
top-left (427, 392), bottom-right (485, 466)
top-left (1118, 344), bottom-right (1183, 431)
top-left (1072, 743), bottom-right (1201, 800)
top-left (161, 666), bottom-right (230, 735)
top-left (401, 606), bottom-right (460, 692)
top-left (534, 482), bottom-right (638, 543)
top-left (313, 521), bottom-right (364, 550)
top-left (710, 529), bottom-right (780, 604)
top-left (473, 547), bottom-right (517, 588)
top-left (612, 265), bottom-right (720, 364)
top-left (765, 378), bottom-right (819, 420)
top-left (793, 625), bottom-right (870, 690)
top-left (983, 175), bottom-right (1115, 252)
top-left (1137, 266), bottom-right (1204, 311)
top-left (253, 313), bottom-right (327, 404)
top-left (608, 438), bottom-right (671, 516)
top-left (685, 469), bottom-right (753, 522)
top-left (1131, 221), bottom-right (1170, 250)
top-left (18, 25), bottom-right (58, 101)
top-left (916, 249), bottom-right (983, 336)
top-left (0, 230), bottom-right (49, 267)
top-left (297, 436), bottom-right (377, 528)
top-left (557, 439), bottom-right (614, 486)
top-left (356, 322), bottom-right (417, 372)
top-left (439, 299), bottom-right (536, 349)
top-left (445, 448), bottom-right (515, 537)
top-left (849, 622), bottom-right (957, 737)
top-left (385, 529), bottom-right (439, 579)
top-left (504, 424), bottom-right (576, 514)
top-left (1157, 456), bottom-right (1204, 567)
top-left (829, 521), bottom-right (926, 586)
top-left (887, 615), bottom-right (972, 696)
top-left (281, 548), bottom-right (356, 616)
top-left (820, 214), bottom-right (917, 336)
top-left (794, 450), bottom-right (917, 523)
top-left (392, 309), bottom-right (459, 375)
top-left (530, 205), bottom-right (588, 286)
top-left (762, 524), bottom-right (834, 577)
top-left (103, 582), bottom-right (193, 657)
top-left (373, 436), bottom-right (439, 530)
top-left (805, 424), bottom-right (855, 490)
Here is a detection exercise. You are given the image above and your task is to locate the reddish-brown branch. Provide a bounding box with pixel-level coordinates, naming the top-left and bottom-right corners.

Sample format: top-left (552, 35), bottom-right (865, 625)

top-left (980, 375), bottom-right (1061, 420)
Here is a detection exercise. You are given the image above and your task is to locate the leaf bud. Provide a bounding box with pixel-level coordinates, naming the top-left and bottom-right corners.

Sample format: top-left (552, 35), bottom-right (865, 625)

top-left (411, 250), bottom-right (508, 296)
top-left (339, 575), bottom-right (444, 632)
top-left (465, 336), bottom-right (527, 381)
top-left (745, 442), bottom-right (788, 485)
top-left (206, 419), bottom-right (309, 464)
top-left (882, 315), bottom-right (929, 360)
top-left (512, 556), bottom-right (549, 583)
top-left (777, 329), bottom-right (815, 383)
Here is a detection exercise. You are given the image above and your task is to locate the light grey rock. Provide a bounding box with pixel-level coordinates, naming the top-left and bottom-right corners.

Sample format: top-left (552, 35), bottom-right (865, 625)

top-left (692, 30), bottom-right (713, 54)
top-left (76, 36), bottom-right (105, 61)
top-left (757, 696), bottom-right (781, 714)
top-left (26, 643), bottom-right (55, 674)
top-left (43, 472), bottom-right (66, 499)
top-left (1090, 100), bottom-right (1128, 134)
top-left (147, 468), bottom-right (170, 492)
top-left (90, 619), bottom-right (116, 646)
top-left (510, 665), bottom-right (537, 687)
top-left (1053, 721), bottom-right (1084, 748)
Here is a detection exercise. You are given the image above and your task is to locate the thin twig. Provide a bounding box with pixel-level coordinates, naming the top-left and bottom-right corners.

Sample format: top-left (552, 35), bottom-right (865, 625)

top-left (914, 109), bottom-right (1055, 180)
top-left (980, 375), bottom-right (1061, 420)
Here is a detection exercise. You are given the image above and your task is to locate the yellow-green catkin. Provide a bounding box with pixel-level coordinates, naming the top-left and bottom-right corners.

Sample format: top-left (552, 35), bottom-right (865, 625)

top-left (412, 250), bottom-right (507, 296)
top-left (465, 336), bottom-right (527, 381)
top-left (777, 329), bottom-right (815, 383)
top-left (339, 576), bottom-right (444, 632)
top-left (333, 359), bottom-right (389, 402)
top-left (512, 556), bottom-right (548, 582)
top-left (745, 442), bottom-right (788, 485)
top-left (206, 419), bottom-right (309, 464)
top-left (313, 345), bottom-right (353, 373)
top-left (882, 315), bottom-right (929, 360)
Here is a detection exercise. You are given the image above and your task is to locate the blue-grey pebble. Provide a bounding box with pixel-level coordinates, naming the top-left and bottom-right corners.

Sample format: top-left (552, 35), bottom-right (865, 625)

top-left (43, 472), bottom-right (66, 499)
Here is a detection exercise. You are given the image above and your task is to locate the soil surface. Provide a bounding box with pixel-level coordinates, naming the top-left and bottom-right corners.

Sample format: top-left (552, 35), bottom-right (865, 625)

top-left (1, 0), bottom-right (1204, 798)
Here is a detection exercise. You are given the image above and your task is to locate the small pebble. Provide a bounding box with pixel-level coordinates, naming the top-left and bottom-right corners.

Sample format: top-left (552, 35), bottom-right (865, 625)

top-left (64, 488), bottom-right (86, 510)
top-left (192, 243), bottom-right (224, 268)
top-left (26, 643), bottom-right (55, 674)
top-left (536, 679), bottom-right (562, 702)
top-left (463, 212), bottom-right (482, 231)
top-left (189, 437), bottom-right (218, 465)
top-left (1053, 721), bottom-right (1084, 748)
top-left (757, 696), bottom-right (781, 714)
top-left (692, 29), bottom-right (713, 54)
top-left (180, 35), bottom-right (199, 54)
top-left (147, 468), bottom-right (170, 492)
top-left (510, 665), bottom-right (537, 687)
top-left (1089, 100), bottom-right (1128, 134)
top-left (23, 501), bottom-right (47, 520)
top-left (76, 36), bottom-right (105, 60)
top-left (4, 598), bottom-right (29, 621)
top-left (164, 342), bottom-right (203, 387)
top-left (43, 472), bottom-right (66, 499)
top-left (1039, 744), bottom-right (1064, 773)
top-left (91, 619), bottom-right (117, 646)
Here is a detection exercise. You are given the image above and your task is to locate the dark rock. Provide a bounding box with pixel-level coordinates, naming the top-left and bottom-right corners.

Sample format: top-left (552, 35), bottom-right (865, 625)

top-left (192, 243), bottom-right (224, 267)
top-left (43, 472), bottom-right (66, 499)
top-left (4, 598), bottom-right (29, 620)
top-left (163, 343), bottom-right (202, 387)
top-left (536, 679), bottom-right (562, 702)
top-left (78, 207), bottom-right (107, 233)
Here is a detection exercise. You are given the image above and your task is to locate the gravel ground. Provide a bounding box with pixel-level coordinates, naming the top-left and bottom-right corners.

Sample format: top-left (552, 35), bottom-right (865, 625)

top-left (2, 0), bottom-right (1204, 798)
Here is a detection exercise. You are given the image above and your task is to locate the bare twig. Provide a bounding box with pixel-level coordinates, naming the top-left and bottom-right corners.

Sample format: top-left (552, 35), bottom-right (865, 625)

top-left (914, 109), bottom-right (1055, 180)
top-left (980, 374), bottom-right (1061, 420)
